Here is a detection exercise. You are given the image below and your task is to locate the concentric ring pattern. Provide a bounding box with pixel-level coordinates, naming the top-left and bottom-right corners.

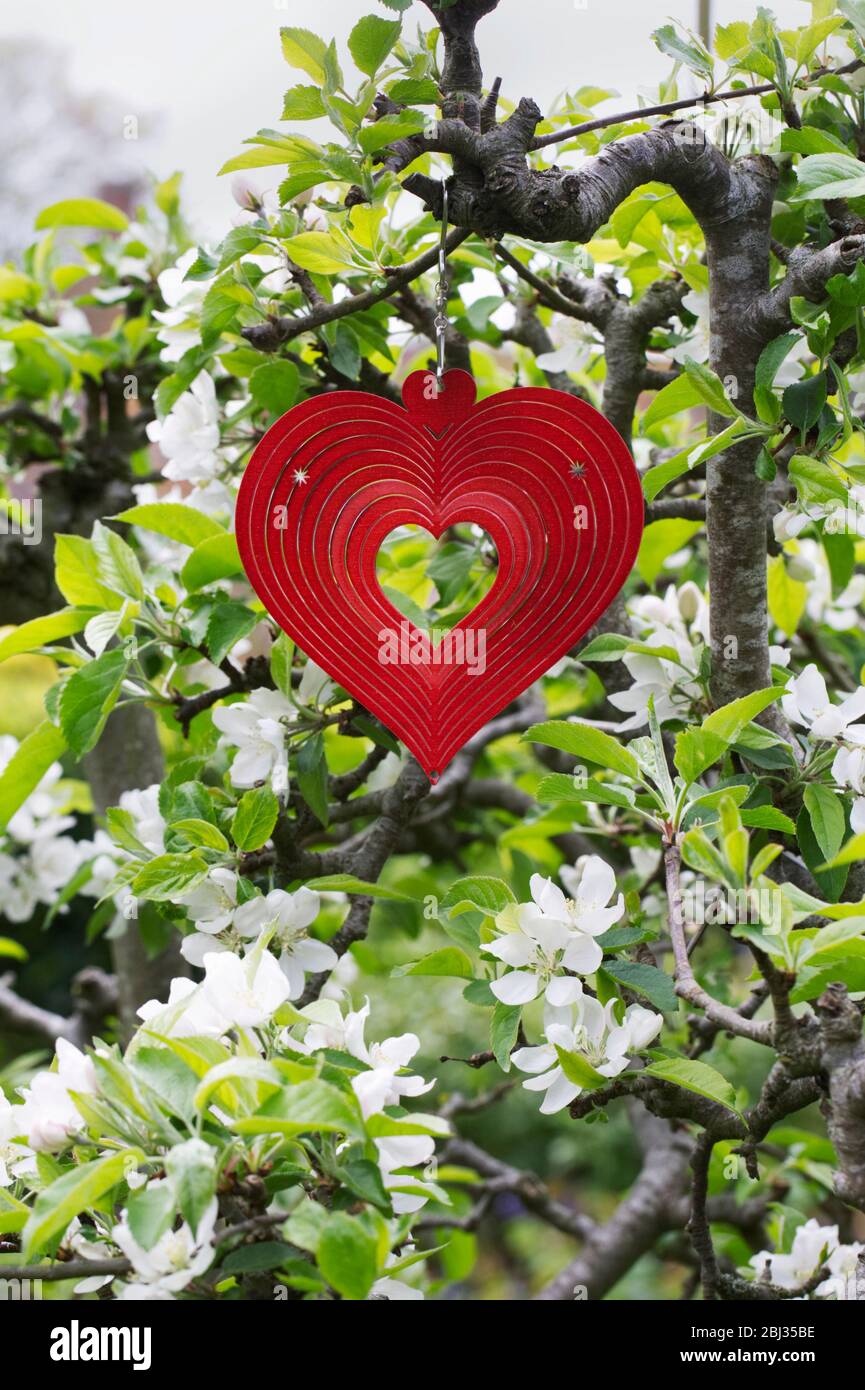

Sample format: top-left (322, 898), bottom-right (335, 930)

top-left (235, 369), bottom-right (644, 781)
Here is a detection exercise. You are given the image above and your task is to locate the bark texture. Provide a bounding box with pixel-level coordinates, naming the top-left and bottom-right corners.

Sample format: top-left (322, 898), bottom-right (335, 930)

top-left (84, 704), bottom-right (188, 1037)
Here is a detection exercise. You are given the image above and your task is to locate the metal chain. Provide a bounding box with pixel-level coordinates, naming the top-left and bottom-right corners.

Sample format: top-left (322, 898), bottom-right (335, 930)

top-left (433, 182), bottom-right (449, 392)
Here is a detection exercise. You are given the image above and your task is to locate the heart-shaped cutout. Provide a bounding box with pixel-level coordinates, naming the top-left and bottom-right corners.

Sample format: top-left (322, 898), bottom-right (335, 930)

top-left (375, 523), bottom-right (497, 634)
top-left (236, 369), bottom-right (643, 780)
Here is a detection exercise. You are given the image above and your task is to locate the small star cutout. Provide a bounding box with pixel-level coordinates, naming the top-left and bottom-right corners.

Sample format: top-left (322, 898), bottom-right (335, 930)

top-left (293, 469), bottom-right (309, 486)
top-left (570, 462), bottom-right (586, 479)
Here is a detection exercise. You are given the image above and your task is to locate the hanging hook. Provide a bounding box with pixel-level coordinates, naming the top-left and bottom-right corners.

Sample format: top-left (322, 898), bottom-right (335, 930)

top-left (434, 181), bottom-right (449, 393)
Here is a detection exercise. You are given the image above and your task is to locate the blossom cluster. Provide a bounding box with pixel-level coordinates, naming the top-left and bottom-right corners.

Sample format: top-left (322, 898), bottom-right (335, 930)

top-left (0, 969), bottom-right (435, 1300)
top-left (482, 857), bottom-right (662, 1113)
top-left (747, 1219), bottom-right (865, 1301)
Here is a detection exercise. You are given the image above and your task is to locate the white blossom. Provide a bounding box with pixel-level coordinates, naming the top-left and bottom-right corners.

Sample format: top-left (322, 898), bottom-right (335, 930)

top-left (608, 581), bottom-right (708, 730)
top-left (484, 859), bottom-right (623, 1006)
top-left (21, 1039), bottom-right (98, 1152)
top-left (0, 1093), bottom-right (32, 1185)
top-left (152, 248), bottom-right (212, 363)
top-left (212, 688), bottom-right (294, 788)
top-left (782, 664), bottom-right (865, 741)
top-left (146, 371), bottom-right (221, 484)
top-left (535, 315), bottom-right (597, 374)
top-left (137, 976), bottom-right (230, 1040)
top-left (749, 1219), bottom-right (864, 1299)
top-left (200, 948), bottom-right (291, 1027)
top-left (513, 988), bottom-right (662, 1114)
top-left (232, 887), bottom-right (335, 998)
top-left (113, 1193), bottom-right (218, 1297)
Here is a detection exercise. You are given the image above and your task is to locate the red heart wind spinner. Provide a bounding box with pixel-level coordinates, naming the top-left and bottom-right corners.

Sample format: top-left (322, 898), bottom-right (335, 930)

top-left (235, 370), bottom-right (643, 781)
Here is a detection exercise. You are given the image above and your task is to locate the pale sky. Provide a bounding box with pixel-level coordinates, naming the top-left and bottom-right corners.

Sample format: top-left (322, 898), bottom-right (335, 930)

top-left (3, 0), bottom-right (812, 238)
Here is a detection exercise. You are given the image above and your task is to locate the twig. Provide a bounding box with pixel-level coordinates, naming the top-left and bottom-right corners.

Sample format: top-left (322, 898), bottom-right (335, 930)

top-left (663, 838), bottom-right (773, 1046)
top-left (529, 60), bottom-right (865, 151)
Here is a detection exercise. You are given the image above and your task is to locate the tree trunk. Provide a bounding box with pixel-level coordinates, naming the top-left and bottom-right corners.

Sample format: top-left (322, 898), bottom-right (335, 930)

top-left (706, 158), bottom-right (777, 708)
top-left (84, 703), bottom-right (188, 1037)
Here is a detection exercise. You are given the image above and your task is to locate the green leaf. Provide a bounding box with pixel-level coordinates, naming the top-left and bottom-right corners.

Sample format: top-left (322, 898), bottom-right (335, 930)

top-left (317, 1212), bottom-right (379, 1300)
top-left (0, 937), bottom-right (28, 961)
top-left (525, 720), bottom-right (640, 781)
top-left (283, 1199), bottom-right (329, 1254)
top-left (270, 632), bottom-right (294, 697)
top-left (642, 419), bottom-right (748, 503)
top-left (637, 519), bottom-right (703, 585)
top-left (789, 454), bottom-right (847, 505)
top-left (387, 77), bottom-right (440, 103)
top-left (641, 370), bottom-right (704, 430)
top-left (440, 875), bottom-right (516, 919)
top-left (54, 534), bottom-right (122, 610)
top-left (768, 555), bottom-right (807, 638)
top-left (130, 854), bottom-right (209, 902)
top-left (232, 785), bottom-right (279, 852)
top-left (296, 731), bottom-right (329, 828)
top-left (780, 127), bottom-right (851, 157)
top-left (392, 947), bottom-right (474, 979)
top-left (827, 833), bottom-right (865, 868)
top-left (602, 961), bottom-right (677, 1013)
top-left (652, 23), bottom-right (713, 82)
top-left (284, 231), bottom-right (357, 275)
top-left (59, 648), bottom-right (128, 758)
top-left (112, 503), bottom-right (223, 548)
top-left (536, 772), bottom-right (635, 810)
top-left (0, 1187), bottom-right (31, 1235)
top-left (681, 356), bottom-right (738, 417)
top-left (126, 1182), bottom-right (176, 1252)
top-left (336, 1159), bottom-right (391, 1212)
top-left (554, 1046), bottom-right (608, 1090)
top-left (303, 874), bottom-right (412, 901)
top-left (756, 333), bottom-right (802, 391)
top-left (644, 1057), bottom-right (740, 1115)
top-left (804, 784), bottom-right (846, 863)
top-left (23, 1148), bottom-right (143, 1258)
top-left (216, 226), bottom-right (267, 272)
top-left (674, 728), bottom-right (729, 783)
top-left (169, 818), bottom-right (231, 851)
top-left (35, 197), bottom-right (128, 231)
top-left (702, 688), bottom-right (785, 742)
top-left (206, 601), bottom-right (257, 666)
top-left (222, 1240), bottom-right (296, 1273)
top-left (232, 1079), bottom-right (362, 1138)
top-left (357, 111), bottom-right (427, 154)
top-left (192, 1058), bottom-right (280, 1115)
top-left (574, 633), bottom-right (631, 663)
top-left (783, 374), bottom-right (827, 438)
top-left (348, 14), bottom-right (401, 75)
top-left (740, 806), bottom-right (796, 834)
top-left (92, 521), bottom-right (144, 601)
top-left (182, 533), bottom-right (243, 590)
top-left (0, 719), bottom-right (65, 831)
top-left (281, 84), bottom-right (327, 120)
top-left (490, 1002), bottom-right (521, 1072)
top-left (0, 608), bottom-right (90, 664)
top-left (250, 360), bottom-right (300, 415)
top-left (280, 26), bottom-right (329, 82)
top-left (793, 152), bottom-right (865, 202)
top-left (364, 1110), bottom-right (449, 1140)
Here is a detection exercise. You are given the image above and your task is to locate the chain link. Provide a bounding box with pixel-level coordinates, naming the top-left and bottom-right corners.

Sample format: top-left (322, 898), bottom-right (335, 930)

top-left (434, 182), bottom-right (449, 392)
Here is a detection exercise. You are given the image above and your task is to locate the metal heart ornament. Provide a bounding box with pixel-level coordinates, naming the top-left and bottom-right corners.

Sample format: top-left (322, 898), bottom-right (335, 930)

top-left (235, 370), bottom-right (643, 781)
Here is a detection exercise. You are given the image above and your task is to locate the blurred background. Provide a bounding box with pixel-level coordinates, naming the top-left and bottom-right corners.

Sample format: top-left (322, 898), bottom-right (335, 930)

top-left (0, 0), bottom-right (830, 1298)
top-left (1, 0), bottom-right (811, 247)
